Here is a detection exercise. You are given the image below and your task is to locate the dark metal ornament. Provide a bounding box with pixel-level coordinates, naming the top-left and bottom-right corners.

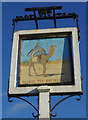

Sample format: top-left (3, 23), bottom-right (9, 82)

top-left (8, 96), bottom-right (39, 118)
top-left (8, 94), bottom-right (81, 118)
top-left (50, 94), bottom-right (81, 118)
top-left (12, 6), bottom-right (80, 41)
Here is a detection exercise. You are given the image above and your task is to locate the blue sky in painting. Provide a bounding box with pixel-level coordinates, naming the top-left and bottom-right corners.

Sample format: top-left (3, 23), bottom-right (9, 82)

top-left (2, 2), bottom-right (86, 119)
top-left (21, 37), bottom-right (69, 62)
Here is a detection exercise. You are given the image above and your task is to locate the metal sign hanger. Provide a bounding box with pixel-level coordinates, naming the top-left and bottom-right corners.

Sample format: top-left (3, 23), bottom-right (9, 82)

top-left (8, 6), bottom-right (82, 119)
top-left (12, 6), bottom-right (80, 41)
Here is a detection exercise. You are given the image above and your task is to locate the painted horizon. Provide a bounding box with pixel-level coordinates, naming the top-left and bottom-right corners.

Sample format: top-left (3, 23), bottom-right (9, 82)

top-left (21, 37), bottom-right (70, 63)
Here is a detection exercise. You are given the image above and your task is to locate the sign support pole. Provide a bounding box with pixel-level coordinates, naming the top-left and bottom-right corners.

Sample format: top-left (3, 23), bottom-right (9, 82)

top-left (37, 86), bottom-right (50, 119)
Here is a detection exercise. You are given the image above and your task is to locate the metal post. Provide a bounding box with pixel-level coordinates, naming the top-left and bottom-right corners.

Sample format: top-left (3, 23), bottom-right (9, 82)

top-left (33, 10), bottom-right (38, 29)
top-left (53, 9), bottom-right (56, 28)
top-left (37, 86), bottom-right (50, 119)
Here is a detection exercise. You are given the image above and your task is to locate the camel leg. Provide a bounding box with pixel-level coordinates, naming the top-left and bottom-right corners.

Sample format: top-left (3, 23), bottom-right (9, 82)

top-left (29, 63), bottom-right (32, 76)
top-left (29, 58), bottom-right (33, 76)
top-left (43, 64), bottom-right (47, 77)
top-left (32, 62), bottom-right (37, 76)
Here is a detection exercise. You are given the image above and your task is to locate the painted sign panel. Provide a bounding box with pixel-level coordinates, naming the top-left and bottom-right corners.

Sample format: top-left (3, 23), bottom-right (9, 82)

top-left (18, 36), bottom-right (74, 86)
top-left (9, 28), bottom-right (82, 95)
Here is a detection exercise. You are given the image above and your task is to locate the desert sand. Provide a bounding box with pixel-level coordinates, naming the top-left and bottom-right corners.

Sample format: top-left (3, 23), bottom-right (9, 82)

top-left (19, 60), bottom-right (72, 85)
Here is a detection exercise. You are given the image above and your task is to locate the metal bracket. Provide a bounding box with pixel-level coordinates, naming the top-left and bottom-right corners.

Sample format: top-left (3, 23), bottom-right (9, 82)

top-left (12, 6), bottom-right (81, 42)
top-left (8, 96), bottom-right (39, 118)
top-left (50, 94), bottom-right (81, 118)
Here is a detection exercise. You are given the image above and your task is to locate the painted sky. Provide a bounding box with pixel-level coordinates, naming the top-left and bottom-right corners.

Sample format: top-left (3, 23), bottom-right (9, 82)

top-left (2, 2), bottom-right (86, 119)
top-left (21, 37), bottom-right (70, 62)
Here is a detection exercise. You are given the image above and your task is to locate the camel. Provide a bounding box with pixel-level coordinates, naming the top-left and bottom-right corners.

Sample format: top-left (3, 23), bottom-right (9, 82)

top-left (28, 45), bottom-right (56, 77)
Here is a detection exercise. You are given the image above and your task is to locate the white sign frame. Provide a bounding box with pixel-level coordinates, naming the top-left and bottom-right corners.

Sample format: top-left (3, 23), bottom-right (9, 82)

top-left (9, 27), bottom-right (83, 96)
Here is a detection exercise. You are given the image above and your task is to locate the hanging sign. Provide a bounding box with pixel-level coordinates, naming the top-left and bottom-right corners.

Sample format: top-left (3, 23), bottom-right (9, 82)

top-left (9, 28), bottom-right (82, 96)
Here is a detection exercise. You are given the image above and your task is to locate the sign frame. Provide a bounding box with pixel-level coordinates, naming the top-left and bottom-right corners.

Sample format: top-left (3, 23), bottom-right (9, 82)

top-left (8, 27), bottom-right (83, 96)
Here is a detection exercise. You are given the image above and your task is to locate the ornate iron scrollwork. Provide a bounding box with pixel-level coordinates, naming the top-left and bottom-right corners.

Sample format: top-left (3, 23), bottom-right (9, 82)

top-left (8, 96), bottom-right (39, 118)
top-left (50, 94), bottom-right (81, 118)
top-left (76, 95), bottom-right (81, 101)
top-left (38, 9), bottom-right (52, 17)
top-left (12, 6), bottom-right (81, 42)
top-left (8, 96), bottom-right (13, 102)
